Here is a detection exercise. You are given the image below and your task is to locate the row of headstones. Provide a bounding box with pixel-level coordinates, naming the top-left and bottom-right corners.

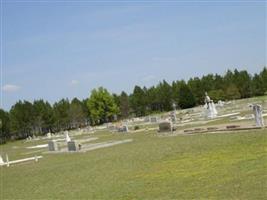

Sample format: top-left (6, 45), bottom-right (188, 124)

top-left (106, 123), bottom-right (129, 133)
top-left (158, 104), bottom-right (265, 133)
top-left (48, 140), bottom-right (81, 152)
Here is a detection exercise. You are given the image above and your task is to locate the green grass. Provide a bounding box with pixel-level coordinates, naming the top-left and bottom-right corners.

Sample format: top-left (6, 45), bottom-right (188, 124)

top-left (1, 129), bottom-right (267, 199)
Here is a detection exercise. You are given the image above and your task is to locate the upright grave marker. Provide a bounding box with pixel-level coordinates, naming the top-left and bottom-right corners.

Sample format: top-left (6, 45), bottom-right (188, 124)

top-left (250, 104), bottom-right (265, 127)
top-left (204, 92), bottom-right (218, 118)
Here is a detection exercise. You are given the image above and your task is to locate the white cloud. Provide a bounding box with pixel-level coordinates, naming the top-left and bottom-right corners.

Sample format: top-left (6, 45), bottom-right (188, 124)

top-left (2, 84), bottom-right (21, 92)
top-left (70, 80), bottom-right (79, 86)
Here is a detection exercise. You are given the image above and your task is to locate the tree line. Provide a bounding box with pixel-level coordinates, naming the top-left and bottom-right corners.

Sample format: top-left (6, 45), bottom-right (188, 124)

top-left (0, 67), bottom-right (266, 143)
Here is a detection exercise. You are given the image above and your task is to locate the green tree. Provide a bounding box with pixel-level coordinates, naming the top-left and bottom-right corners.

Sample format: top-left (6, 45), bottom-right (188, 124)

top-left (224, 69), bottom-right (234, 86)
top-left (112, 94), bottom-right (121, 109)
top-left (233, 70), bottom-right (252, 98)
top-left (146, 86), bottom-right (160, 112)
top-left (32, 100), bottom-right (54, 135)
top-left (213, 74), bottom-right (224, 90)
top-left (69, 98), bottom-right (87, 128)
top-left (129, 86), bottom-right (147, 116)
top-left (0, 109), bottom-right (10, 143)
top-left (157, 80), bottom-right (173, 111)
top-left (251, 74), bottom-right (265, 96)
top-left (260, 67), bottom-right (267, 92)
top-left (119, 91), bottom-right (130, 119)
top-left (188, 78), bottom-right (204, 104)
top-left (208, 89), bottom-right (225, 102)
top-left (53, 99), bottom-right (71, 131)
top-left (9, 100), bottom-right (34, 139)
top-left (87, 87), bottom-right (118, 124)
top-left (178, 83), bottom-right (196, 109)
top-left (201, 74), bottom-right (215, 92)
top-left (225, 84), bottom-right (241, 100)
top-left (81, 99), bottom-right (91, 125)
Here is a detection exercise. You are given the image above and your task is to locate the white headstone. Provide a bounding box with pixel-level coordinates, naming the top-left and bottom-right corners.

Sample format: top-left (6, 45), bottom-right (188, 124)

top-left (204, 92), bottom-right (218, 118)
top-left (251, 104), bottom-right (265, 127)
top-left (0, 155), bottom-right (4, 165)
top-left (64, 131), bottom-right (71, 142)
top-left (217, 100), bottom-right (224, 107)
top-left (6, 154), bottom-right (9, 167)
top-left (47, 132), bottom-right (52, 139)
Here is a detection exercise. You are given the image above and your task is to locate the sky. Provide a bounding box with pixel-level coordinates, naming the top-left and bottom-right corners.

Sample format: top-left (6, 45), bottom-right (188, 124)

top-left (1, 0), bottom-right (266, 110)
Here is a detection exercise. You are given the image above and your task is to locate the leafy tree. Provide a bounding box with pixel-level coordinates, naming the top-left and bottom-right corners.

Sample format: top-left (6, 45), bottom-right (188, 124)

top-left (187, 78), bottom-right (204, 104)
top-left (213, 74), bottom-right (224, 90)
top-left (178, 83), bottom-right (196, 109)
top-left (225, 84), bottom-right (241, 100)
top-left (9, 100), bottom-right (34, 139)
top-left (208, 89), bottom-right (225, 102)
top-left (53, 99), bottom-right (71, 131)
top-left (0, 109), bottom-right (10, 143)
top-left (224, 69), bottom-right (234, 87)
top-left (81, 99), bottom-right (91, 125)
top-left (129, 86), bottom-right (147, 116)
top-left (201, 74), bottom-right (215, 92)
top-left (146, 86), bottom-right (160, 112)
top-left (157, 80), bottom-right (173, 111)
top-left (233, 69), bottom-right (252, 98)
top-left (32, 100), bottom-right (54, 135)
top-left (260, 67), bottom-right (267, 92)
top-left (69, 98), bottom-right (87, 128)
top-left (87, 87), bottom-right (118, 124)
top-left (112, 94), bottom-right (121, 109)
top-left (119, 91), bottom-right (130, 119)
top-left (251, 74), bottom-right (265, 96)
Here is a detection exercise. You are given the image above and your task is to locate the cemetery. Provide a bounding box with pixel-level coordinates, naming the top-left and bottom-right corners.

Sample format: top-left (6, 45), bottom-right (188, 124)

top-left (1, 1), bottom-right (266, 198)
top-left (0, 95), bottom-right (266, 199)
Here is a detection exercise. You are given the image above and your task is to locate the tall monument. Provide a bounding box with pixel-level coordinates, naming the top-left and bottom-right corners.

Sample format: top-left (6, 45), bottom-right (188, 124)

top-left (204, 92), bottom-right (218, 118)
top-left (250, 104), bottom-right (265, 127)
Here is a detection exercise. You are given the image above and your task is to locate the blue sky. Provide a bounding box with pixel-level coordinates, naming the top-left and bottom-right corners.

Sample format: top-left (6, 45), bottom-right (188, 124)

top-left (1, 1), bottom-right (266, 110)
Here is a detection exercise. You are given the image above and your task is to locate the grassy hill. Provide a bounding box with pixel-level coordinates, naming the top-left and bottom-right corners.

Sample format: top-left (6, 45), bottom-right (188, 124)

top-left (1, 128), bottom-right (266, 199)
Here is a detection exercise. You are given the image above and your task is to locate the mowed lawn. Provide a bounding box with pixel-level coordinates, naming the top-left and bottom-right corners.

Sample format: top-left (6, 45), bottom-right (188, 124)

top-left (1, 130), bottom-right (267, 199)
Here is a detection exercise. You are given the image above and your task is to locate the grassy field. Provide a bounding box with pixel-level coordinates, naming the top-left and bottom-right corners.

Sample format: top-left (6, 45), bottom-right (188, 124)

top-left (1, 128), bottom-right (267, 199)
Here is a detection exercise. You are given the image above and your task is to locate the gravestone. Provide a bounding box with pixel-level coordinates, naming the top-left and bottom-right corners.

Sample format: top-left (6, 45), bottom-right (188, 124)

top-left (67, 141), bottom-right (78, 151)
top-left (170, 111), bottom-right (177, 123)
top-left (118, 125), bottom-right (129, 133)
top-left (159, 121), bottom-right (173, 132)
top-left (144, 117), bottom-right (150, 123)
top-left (64, 131), bottom-right (71, 142)
top-left (47, 132), bottom-right (52, 139)
top-left (204, 92), bottom-right (218, 118)
top-left (48, 140), bottom-right (59, 151)
top-left (217, 100), bottom-right (225, 107)
top-left (0, 155), bottom-right (4, 165)
top-left (250, 104), bottom-right (265, 127)
top-left (150, 117), bottom-right (158, 123)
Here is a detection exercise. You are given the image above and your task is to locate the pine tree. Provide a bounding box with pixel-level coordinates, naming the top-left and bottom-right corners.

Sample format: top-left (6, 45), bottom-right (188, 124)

top-left (178, 83), bottom-right (196, 109)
